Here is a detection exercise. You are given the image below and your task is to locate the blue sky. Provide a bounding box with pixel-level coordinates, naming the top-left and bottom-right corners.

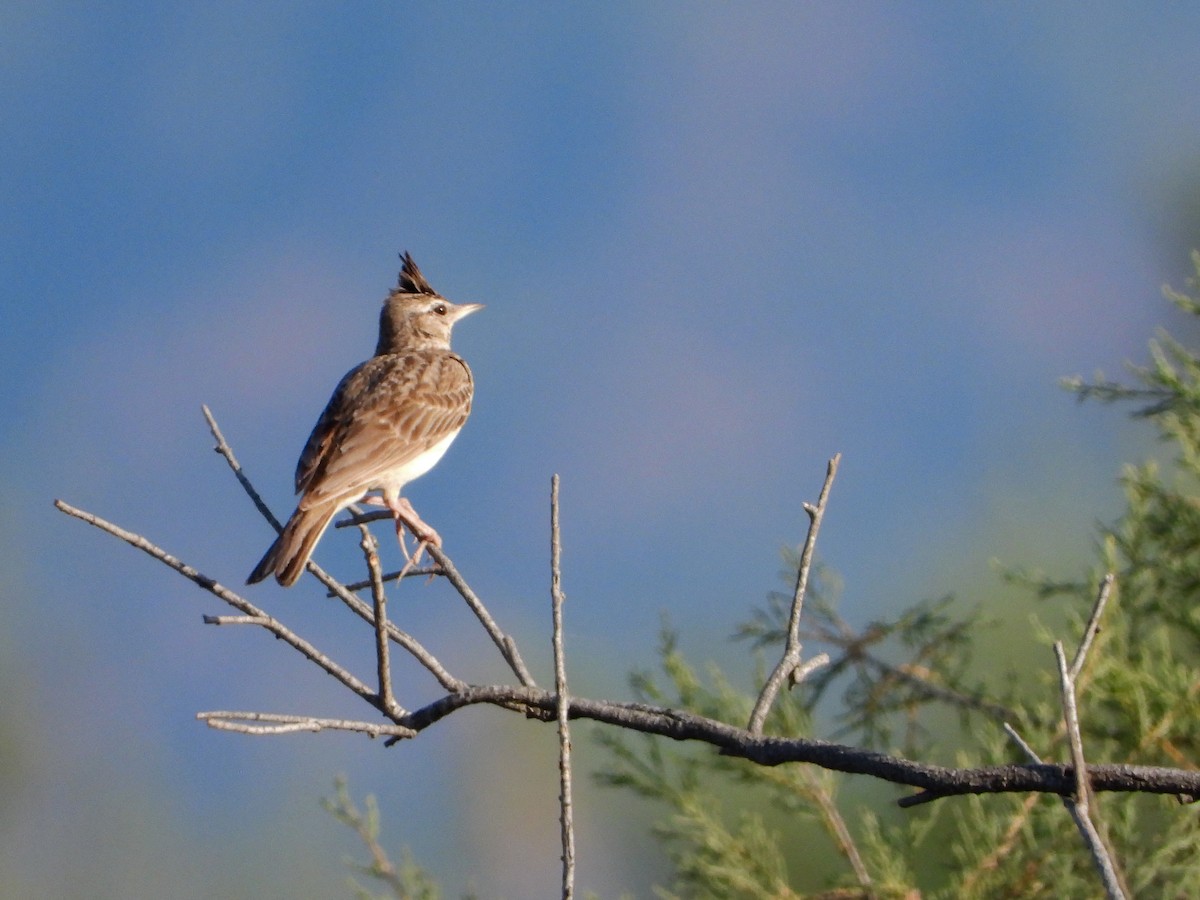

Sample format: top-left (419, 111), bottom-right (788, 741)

top-left (4, 4), bottom-right (1200, 896)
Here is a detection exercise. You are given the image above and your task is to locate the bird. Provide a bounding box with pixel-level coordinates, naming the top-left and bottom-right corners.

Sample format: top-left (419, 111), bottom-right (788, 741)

top-left (247, 252), bottom-right (483, 587)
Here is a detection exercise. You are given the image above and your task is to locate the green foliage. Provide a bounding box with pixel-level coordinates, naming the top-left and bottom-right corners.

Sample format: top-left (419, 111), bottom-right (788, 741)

top-left (738, 576), bottom-right (1010, 753)
top-left (321, 776), bottom-right (449, 900)
top-left (597, 256), bottom-right (1200, 897)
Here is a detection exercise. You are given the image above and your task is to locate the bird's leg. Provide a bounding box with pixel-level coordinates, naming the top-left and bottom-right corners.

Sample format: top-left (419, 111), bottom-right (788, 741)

top-left (359, 494), bottom-right (415, 560)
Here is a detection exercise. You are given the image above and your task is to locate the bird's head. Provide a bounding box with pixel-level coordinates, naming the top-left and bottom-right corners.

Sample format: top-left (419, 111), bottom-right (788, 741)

top-left (376, 252), bottom-right (484, 354)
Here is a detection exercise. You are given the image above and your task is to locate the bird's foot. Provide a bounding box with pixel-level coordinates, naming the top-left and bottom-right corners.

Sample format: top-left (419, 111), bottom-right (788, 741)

top-left (386, 497), bottom-right (442, 567)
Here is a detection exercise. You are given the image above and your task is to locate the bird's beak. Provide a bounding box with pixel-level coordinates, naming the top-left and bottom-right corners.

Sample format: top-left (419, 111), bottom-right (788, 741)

top-left (451, 302), bottom-right (485, 322)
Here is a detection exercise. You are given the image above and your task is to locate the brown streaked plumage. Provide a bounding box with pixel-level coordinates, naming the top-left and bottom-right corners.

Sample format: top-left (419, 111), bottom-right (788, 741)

top-left (248, 253), bottom-right (483, 587)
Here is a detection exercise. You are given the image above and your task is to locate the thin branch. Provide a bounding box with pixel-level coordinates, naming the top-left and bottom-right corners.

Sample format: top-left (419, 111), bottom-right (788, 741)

top-left (785, 454), bottom-right (840, 664)
top-left (976, 573), bottom-right (1122, 894)
top-left (426, 542), bottom-right (537, 688)
top-left (1002, 722), bottom-right (1042, 762)
top-left (801, 768), bottom-right (875, 897)
top-left (748, 453), bottom-right (840, 733)
top-left (359, 524), bottom-right (405, 719)
top-left (53, 500), bottom-right (378, 705)
top-left (202, 404), bottom-right (282, 531)
top-left (1071, 573), bottom-right (1114, 681)
top-left (204, 615), bottom-right (270, 626)
top-left (551, 475), bottom-right (575, 900)
top-left (1056, 643), bottom-right (1090, 808)
top-left (1056, 642), bottom-right (1127, 900)
top-left (328, 567), bottom-right (441, 596)
top-left (336, 506), bottom-right (537, 690)
top-left (313, 558), bottom-right (465, 693)
top-left (199, 711), bottom-right (415, 740)
top-left (793, 652), bottom-right (832, 686)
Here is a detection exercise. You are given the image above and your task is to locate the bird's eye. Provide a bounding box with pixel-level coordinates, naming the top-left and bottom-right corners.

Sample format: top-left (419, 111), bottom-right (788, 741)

top-left (433, 303), bottom-right (448, 316)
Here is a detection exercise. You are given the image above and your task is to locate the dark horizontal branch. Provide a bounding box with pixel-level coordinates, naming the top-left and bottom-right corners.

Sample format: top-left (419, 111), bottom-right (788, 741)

top-left (391, 684), bottom-right (1200, 806)
top-left (57, 490), bottom-right (1200, 810)
top-left (57, 485), bottom-right (1200, 821)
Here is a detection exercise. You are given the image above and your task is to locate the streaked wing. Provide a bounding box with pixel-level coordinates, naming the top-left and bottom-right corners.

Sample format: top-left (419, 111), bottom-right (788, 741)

top-left (294, 360), bottom-right (369, 494)
top-left (295, 350), bottom-right (473, 507)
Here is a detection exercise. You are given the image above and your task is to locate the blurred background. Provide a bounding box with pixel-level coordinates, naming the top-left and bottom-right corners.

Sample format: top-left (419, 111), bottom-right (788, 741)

top-left (4, 4), bottom-right (1200, 897)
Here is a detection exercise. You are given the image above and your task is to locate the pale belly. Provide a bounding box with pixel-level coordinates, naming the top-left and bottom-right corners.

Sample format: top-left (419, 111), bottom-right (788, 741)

top-left (373, 428), bottom-right (460, 494)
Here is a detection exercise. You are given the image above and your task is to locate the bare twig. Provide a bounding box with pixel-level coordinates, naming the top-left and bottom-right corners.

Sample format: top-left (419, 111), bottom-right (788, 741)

top-left (1056, 644), bottom-right (1089, 809)
top-left (792, 653), bottom-right (832, 686)
top-left (550, 475), bottom-right (575, 900)
top-left (53, 500), bottom-right (379, 705)
top-left (314, 558), bottom-right (465, 693)
top-left (204, 614), bottom-right (270, 626)
top-left (328, 567), bottom-right (441, 596)
top-left (1071, 573), bottom-right (1114, 681)
top-left (748, 453), bottom-right (840, 733)
top-left (1056, 641), bottom-right (1127, 900)
top-left (202, 404), bottom-right (281, 531)
top-left (335, 508), bottom-right (392, 527)
top-left (784, 454), bottom-right (840, 669)
top-left (426, 542), bottom-right (537, 688)
top-left (992, 578), bottom-right (1126, 899)
top-left (802, 769), bottom-right (875, 896)
top-left (359, 524), bottom-right (405, 719)
top-left (1002, 722), bottom-right (1041, 762)
top-left (200, 711), bottom-right (415, 740)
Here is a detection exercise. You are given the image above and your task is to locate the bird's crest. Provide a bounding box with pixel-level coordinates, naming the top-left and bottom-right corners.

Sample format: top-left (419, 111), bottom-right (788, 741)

top-left (395, 252), bottom-right (436, 295)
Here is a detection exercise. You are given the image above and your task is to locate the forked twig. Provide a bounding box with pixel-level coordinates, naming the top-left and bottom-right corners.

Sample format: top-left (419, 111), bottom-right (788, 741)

top-left (315, 558), bottom-right (465, 693)
top-left (997, 575), bottom-right (1127, 900)
top-left (747, 453), bottom-right (839, 733)
top-left (333, 508), bottom-right (537, 689)
top-left (1055, 636), bottom-right (1127, 899)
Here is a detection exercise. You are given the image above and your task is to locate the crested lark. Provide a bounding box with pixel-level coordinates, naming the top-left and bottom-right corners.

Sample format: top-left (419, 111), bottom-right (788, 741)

top-left (248, 253), bottom-right (482, 586)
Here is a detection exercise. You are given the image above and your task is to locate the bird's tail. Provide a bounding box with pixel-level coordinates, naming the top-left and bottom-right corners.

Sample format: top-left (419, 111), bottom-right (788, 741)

top-left (247, 500), bottom-right (340, 587)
